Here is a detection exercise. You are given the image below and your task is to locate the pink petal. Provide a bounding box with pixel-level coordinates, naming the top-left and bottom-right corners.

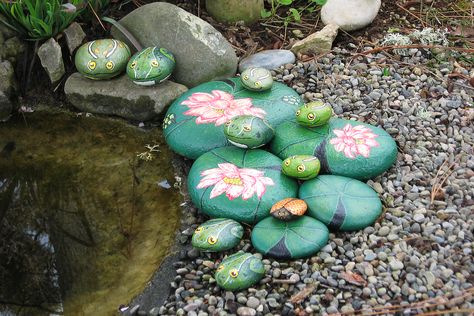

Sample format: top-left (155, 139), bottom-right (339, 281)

top-left (334, 143), bottom-right (346, 152)
top-left (209, 181), bottom-right (229, 199)
top-left (247, 107), bottom-right (266, 118)
top-left (260, 177), bottom-right (274, 186)
top-left (214, 116), bottom-right (231, 126)
top-left (241, 184), bottom-right (256, 200)
top-left (212, 90), bottom-right (233, 101)
top-left (356, 144), bottom-right (371, 158)
top-left (217, 163), bottom-right (239, 174)
top-left (226, 184), bottom-right (244, 200)
top-left (232, 98), bottom-right (253, 108)
top-left (344, 147), bottom-right (356, 159)
top-left (365, 138), bottom-right (379, 147)
top-left (343, 124), bottom-right (353, 133)
top-left (333, 129), bottom-right (346, 137)
top-left (254, 180), bottom-right (267, 199)
top-left (240, 168), bottom-right (264, 178)
top-left (197, 175), bottom-right (221, 189)
top-left (330, 137), bottom-right (343, 145)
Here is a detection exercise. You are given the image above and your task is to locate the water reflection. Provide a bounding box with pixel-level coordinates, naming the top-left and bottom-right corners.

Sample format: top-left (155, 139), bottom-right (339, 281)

top-left (0, 111), bottom-right (181, 315)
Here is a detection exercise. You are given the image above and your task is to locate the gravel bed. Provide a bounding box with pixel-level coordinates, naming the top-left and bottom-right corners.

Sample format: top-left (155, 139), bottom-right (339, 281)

top-left (128, 46), bottom-right (473, 316)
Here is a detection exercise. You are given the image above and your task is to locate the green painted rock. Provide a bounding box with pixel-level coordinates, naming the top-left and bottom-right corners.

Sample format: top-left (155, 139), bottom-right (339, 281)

top-left (75, 39), bottom-right (131, 80)
top-left (251, 216), bottom-right (329, 259)
top-left (215, 251), bottom-right (265, 291)
top-left (192, 218), bottom-right (243, 252)
top-left (270, 118), bottom-right (397, 180)
top-left (299, 175), bottom-right (382, 231)
top-left (240, 67), bottom-right (273, 91)
top-left (282, 155), bottom-right (321, 180)
top-left (127, 47), bottom-right (176, 86)
top-left (163, 78), bottom-right (303, 159)
top-left (296, 100), bottom-right (332, 127)
top-left (187, 147), bottom-right (298, 224)
top-left (224, 115), bottom-right (274, 149)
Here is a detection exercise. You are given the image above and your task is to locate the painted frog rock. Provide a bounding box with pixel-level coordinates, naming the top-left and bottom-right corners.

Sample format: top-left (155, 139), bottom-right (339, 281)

top-left (251, 216), bottom-right (329, 259)
top-left (299, 175), bottom-right (382, 231)
top-left (270, 198), bottom-right (307, 221)
top-left (164, 78), bottom-right (303, 159)
top-left (240, 67), bottom-right (273, 91)
top-left (187, 147), bottom-right (298, 224)
top-left (75, 39), bottom-right (131, 80)
top-left (215, 251), bottom-right (265, 291)
top-left (192, 218), bottom-right (243, 252)
top-left (224, 115), bottom-right (274, 149)
top-left (127, 47), bottom-right (175, 86)
top-left (270, 118), bottom-right (397, 180)
top-left (296, 100), bottom-right (332, 127)
top-left (282, 155), bottom-right (321, 180)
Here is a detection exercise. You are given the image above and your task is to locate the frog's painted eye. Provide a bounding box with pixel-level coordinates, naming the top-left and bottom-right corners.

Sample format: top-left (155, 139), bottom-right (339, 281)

top-left (284, 159), bottom-right (291, 166)
top-left (296, 110), bottom-right (301, 116)
top-left (217, 265), bottom-right (224, 272)
top-left (243, 75), bottom-right (249, 80)
top-left (254, 81), bottom-right (261, 87)
top-left (88, 61), bottom-right (96, 70)
top-left (106, 61), bottom-right (114, 70)
top-left (207, 236), bottom-right (218, 244)
top-left (229, 269), bottom-right (239, 278)
top-left (151, 60), bottom-right (159, 67)
top-left (130, 61), bottom-right (137, 69)
top-left (307, 113), bottom-right (315, 121)
top-left (195, 226), bottom-right (203, 233)
top-left (297, 164), bottom-right (306, 173)
top-left (243, 125), bottom-right (251, 132)
top-left (225, 120), bottom-right (232, 126)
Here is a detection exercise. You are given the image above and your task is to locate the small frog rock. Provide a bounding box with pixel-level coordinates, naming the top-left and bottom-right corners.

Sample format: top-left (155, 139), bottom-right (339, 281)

top-left (224, 115), bottom-right (274, 149)
top-left (282, 155), bottom-right (321, 180)
top-left (240, 67), bottom-right (273, 91)
top-left (215, 251), bottom-right (265, 291)
top-left (192, 218), bottom-right (243, 252)
top-left (296, 101), bottom-right (332, 127)
top-left (75, 39), bottom-right (131, 80)
top-left (127, 47), bottom-right (176, 86)
top-left (270, 198), bottom-right (307, 221)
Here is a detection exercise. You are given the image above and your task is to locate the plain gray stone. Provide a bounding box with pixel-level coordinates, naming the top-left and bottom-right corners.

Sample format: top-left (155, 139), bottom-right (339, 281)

top-left (239, 50), bottom-right (295, 72)
top-left (0, 90), bottom-right (12, 121)
top-left (64, 73), bottom-right (188, 121)
top-left (37, 38), bottom-right (65, 84)
top-left (111, 2), bottom-right (237, 87)
top-left (63, 22), bottom-right (86, 54)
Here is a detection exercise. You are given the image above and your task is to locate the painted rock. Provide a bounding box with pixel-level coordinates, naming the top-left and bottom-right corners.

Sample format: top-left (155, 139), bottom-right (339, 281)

top-left (187, 147), bottom-right (298, 224)
top-left (192, 218), bottom-right (243, 252)
top-left (127, 46), bottom-right (176, 86)
top-left (251, 216), bottom-right (329, 259)
top-left (270, 198), bottom-right (307, 221)
top-left (270, 118), bottom-right (398, 180)
top-left (296, 100), bottom-right (332, 127)
top-left (215, 251), bottom-right (265, 291)
top-left (75, 39), bottom-right (131, 80)
top-left (163, 78), bottom-right (303, 159)
top-left (282, 155), bottom-right (321, 180)
top-left (240, 67), bottom-right (273, 91)
top-left (299, 175), bottom-right (382, 231)
top-left (224, 115), bottom-right (274, 149)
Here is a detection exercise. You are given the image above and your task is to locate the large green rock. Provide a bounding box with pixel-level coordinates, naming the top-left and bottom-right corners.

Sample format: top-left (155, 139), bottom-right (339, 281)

top-left (164, 78), bottom-right (302, 159)
top-left (270, 118), bottom-right (397, 180)
top-left (187, 147), bottom-right (298, 224)
top-left (215, 251), bottom-right (265, 291)
top-left (299, 175), bottom-right (382, 231)
top-left (251, 216), bottom-right (329, 259)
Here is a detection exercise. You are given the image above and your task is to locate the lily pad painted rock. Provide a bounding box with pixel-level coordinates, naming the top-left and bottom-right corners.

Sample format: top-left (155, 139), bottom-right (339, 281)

top-left (299, 175), bottom-right (383, 231)
top-left (270, 198), bottom-right (307, 221)
top-left (127, 47), bottom-right (176, 86)
top-left (224, 115), bottom-right (274, 149)
top-left (75, 39), bottom-right (131, 80)
top-left (192, 218), bottom-right (243, 252)
top-left (187, 147), bottom-right (298, 224)
top-left (282, 155), bottom-right (321, 180)
top-left (215, 251), bottom-right (265, 291)
top-left (270, 118), bottom-right (397, 180)
top-left (240, 67), bottom-right (273, 91)
top-left (296, 100), bottom-right (332, 127)
top-left (251, 216), bottom-right (329, 259)
top-left (164, 78), bottom-right (303, 159)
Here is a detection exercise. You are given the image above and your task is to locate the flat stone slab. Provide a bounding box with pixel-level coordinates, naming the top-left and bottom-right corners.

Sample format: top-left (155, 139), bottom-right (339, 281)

top-left (65, 73), bottom-right (187, 121)
top-left (270, 118), bottom-right (398, 180)
top-left (251, 216), bottom-right (329, 259)
top-left (299, 175), bottom-right (382, 231)
top-left (187, 146), bottom-right (298, 224)
top-left (239, 49), bottom-right (296, 72)
top-left (164, 77), bottom-right (303, 159)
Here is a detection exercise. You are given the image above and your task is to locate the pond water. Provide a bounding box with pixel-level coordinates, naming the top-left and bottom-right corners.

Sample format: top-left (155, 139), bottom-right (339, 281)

top-left (0, 111), bottom-right (181, 315)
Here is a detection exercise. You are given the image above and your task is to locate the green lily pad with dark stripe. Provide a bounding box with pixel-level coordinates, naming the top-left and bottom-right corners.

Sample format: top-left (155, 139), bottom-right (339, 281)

top-left (187, 146), bottom-right (298, 224)
top-left (270, 118), bottom-right (397, 180)
top-left (299, 175), bottom-right (382, 231)
top-left (251, 216), bottom-right (329, 259)
top-left (163, 78), bottom-right (303, 159)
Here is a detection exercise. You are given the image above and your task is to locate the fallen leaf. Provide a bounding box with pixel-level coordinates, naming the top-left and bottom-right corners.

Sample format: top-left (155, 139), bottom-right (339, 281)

top-left (340, 271), bottom-right (368, 287)
top-left (290, 284), bottom-right (316, 304)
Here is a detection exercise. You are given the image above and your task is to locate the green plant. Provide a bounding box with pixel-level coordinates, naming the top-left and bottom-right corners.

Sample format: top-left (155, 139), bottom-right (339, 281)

top-left (261, 0), bottom-right (327, 24)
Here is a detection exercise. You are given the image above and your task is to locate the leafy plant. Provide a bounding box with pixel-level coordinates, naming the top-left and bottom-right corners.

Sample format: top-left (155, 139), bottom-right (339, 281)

top-left (261, 0), bottom-right (327, 26)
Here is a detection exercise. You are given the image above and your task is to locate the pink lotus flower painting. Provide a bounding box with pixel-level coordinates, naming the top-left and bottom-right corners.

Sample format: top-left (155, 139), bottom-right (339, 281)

top-left (329, 124), bottom-right (379, 159)
top-left (197, 163), bottom-right (274, 201)
top-left (182, 90), bottom-right (266, 126)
